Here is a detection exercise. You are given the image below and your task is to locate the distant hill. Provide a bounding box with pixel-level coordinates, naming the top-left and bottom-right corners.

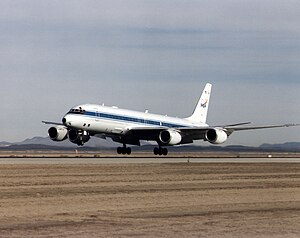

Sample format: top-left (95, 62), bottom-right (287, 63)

top-left (0, 136), bottom-right (299, 152)
top-left (0, 141), bottom-right (13, 147)
top-left (15, 136), bottom-right (115, 148)
top-left (260, 142), bottom-right (300, 151)
top-left (0, 136), bottom-right (115, 151)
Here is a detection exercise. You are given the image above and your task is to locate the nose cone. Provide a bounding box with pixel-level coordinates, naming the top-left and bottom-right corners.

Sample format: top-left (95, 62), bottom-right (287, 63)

top-left (62, 114), bottom-right (72, 126)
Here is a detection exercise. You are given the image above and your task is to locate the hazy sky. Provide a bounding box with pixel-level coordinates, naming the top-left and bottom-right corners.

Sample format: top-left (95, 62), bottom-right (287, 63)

top-left (0, 0), bottom-right (299, 146)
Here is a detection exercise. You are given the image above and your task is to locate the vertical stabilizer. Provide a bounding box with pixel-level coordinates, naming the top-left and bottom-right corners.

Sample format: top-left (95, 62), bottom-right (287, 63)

top-left (185, 83), bottom-right (212, 124)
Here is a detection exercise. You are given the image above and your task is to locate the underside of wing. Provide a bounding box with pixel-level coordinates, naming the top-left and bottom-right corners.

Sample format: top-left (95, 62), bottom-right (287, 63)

top-left (109, 123), bottom-right (300, 146)
top-left (94, 126), bottom-right (166, 146)
top-left (120, 126), bottom-right (211, 145)
top-left (123, 126), bottom-right (168, 143)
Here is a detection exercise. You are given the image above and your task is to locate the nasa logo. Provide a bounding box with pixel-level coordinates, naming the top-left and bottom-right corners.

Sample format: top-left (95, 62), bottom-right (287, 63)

top-left (201, 99), bottom-right (208, 108)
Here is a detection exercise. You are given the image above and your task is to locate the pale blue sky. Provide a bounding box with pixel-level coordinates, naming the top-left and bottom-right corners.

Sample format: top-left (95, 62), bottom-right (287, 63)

top-left (0, 0), bottom-right (299, 145)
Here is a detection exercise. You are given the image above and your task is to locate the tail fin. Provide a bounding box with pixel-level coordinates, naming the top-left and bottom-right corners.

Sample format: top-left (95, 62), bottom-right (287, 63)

top-left (185, 83), bottom-right (212, 124)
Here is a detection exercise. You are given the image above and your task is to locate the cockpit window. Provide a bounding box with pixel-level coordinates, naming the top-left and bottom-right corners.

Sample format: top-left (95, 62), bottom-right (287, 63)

top-left (69, 107), bottom-right (85, 114)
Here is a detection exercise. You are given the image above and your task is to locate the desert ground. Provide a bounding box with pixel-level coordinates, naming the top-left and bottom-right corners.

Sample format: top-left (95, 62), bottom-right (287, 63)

top-left (0, 156), bottom-right (299, 237)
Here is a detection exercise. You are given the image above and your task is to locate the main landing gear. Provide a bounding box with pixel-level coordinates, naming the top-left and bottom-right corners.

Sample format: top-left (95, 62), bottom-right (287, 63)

top-left (153, 146), bottom-right (168, 156)
top-left (116, 144), bottom-right (168, 156)
top-left (117, 145), bottom-right (132, 155)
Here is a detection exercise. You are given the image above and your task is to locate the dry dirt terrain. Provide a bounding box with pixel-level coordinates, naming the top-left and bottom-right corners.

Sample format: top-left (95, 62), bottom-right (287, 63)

top-left (0, 161), bottom-right (299, 237)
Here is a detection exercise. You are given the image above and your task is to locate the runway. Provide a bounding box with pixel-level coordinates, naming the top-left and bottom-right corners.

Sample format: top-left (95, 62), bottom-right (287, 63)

top-left (0, 156), bottom-right (299, 164)
top-left (0, 156), bottom-right (299, 237)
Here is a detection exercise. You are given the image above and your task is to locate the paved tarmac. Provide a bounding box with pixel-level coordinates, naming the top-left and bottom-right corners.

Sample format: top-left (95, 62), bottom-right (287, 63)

top-left (0, 156), bottom-right (299, 164)
top-left (0, 160), bottom-right (299, 237)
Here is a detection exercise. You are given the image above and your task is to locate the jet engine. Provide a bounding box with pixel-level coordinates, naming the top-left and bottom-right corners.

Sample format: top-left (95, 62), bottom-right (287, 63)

top-left (48, 126), bottom-right (68, 141)
top-left (68, 129), bottom-right (90, 146)
top-left (205, 128), bottom-right (228, 144)
top-left (159, 129), bottom-right (182, 145)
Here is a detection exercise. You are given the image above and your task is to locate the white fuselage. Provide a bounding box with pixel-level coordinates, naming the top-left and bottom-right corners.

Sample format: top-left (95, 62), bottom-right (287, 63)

top-left (63, 104), bottom-right (208, 135)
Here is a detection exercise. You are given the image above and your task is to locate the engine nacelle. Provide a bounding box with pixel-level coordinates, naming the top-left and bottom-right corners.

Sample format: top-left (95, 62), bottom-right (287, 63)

top-left (159, 129), bottom-right (182, 145)
top-left (68, 129), bottom-right (90, 146)
top-left (205, 128), bottom-right (228, 144)
top-left (48, 126), bottom-right (68, 141)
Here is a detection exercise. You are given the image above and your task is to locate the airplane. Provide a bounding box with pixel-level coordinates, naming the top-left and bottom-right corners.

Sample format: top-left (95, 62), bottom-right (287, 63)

top-left (43, 83), bottom-right (299, 155)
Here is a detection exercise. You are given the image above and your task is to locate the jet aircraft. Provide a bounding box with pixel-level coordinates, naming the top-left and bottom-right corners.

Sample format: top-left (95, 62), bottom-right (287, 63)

top-left (43, 83), bottom-right (298, 155)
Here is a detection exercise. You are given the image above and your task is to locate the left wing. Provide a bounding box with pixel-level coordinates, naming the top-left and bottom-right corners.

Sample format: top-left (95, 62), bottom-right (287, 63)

top-left (120, 123), bottom-right (299, 145)
top-left (179, 123), bottom-right (300, 139)
top-left (224, 123), bottom-right (300, 135)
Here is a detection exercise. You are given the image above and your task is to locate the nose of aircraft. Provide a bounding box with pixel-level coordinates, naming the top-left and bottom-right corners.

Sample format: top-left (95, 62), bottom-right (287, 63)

top-left (62, 115), bottom-right (72, 126)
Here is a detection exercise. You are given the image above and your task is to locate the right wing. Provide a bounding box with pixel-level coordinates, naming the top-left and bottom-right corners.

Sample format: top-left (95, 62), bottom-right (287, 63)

top-left (42, 121), bottom-right (64, 126)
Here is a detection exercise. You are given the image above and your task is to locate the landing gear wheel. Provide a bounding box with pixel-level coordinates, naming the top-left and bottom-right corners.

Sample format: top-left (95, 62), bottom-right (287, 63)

top-left (117, 147), bottom-right (122, 154)
top-left (154, 147), bottom-right (159, 155)
top-left (126, 147), bottom-right (131, 155)
top-left (153, 147), bottom-right (168, 156)
top-left (117, 146), bottom-right (131, 155)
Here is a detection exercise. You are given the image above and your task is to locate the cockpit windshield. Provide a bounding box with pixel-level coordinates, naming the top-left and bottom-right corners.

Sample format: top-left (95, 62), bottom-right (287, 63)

top-left (69, 107), bottom-right (85, 114)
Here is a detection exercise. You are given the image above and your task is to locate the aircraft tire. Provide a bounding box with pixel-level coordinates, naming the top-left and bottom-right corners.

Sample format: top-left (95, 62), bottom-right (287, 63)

top-left (153, 147), bottom-right (159, 155)
top-left (117, 147), bottom-right (122, 154)
top-left (153, 147), bottom-right (168, 156)
top-left (117, 146), bottom-right (131, 155)
top-left (126, 147), bottom-right (131, 155)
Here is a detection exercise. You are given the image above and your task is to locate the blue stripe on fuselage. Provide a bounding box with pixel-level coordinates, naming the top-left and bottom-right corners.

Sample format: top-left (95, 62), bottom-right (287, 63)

top-left (68, 111), bottom-right (188, 128)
